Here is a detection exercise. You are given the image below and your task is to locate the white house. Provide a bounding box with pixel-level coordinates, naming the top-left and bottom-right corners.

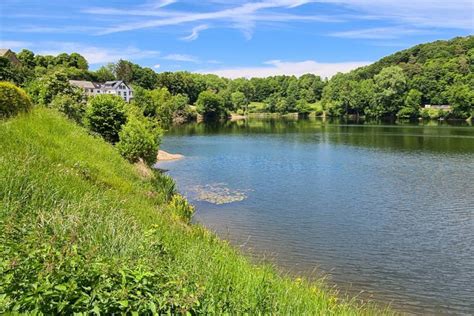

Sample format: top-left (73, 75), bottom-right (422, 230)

top-left (69, 80), bottom-right (134, 102)
top-left (424, 104), bottom-right (451, 110)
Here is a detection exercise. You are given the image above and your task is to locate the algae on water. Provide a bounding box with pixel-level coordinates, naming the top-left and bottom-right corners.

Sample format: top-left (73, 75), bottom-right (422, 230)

top-left (190, 183), bottom-right (249, 205)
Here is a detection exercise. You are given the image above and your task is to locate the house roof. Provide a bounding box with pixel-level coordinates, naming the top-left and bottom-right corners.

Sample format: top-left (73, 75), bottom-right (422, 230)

top-left (0, 49), bottom-right (10, 57)
top-left (0, 48), bottom-right (21, 65)
top-left (103, 80), bottom-right (133, 91)
top-left (69, 80), bottom-right (95, 89)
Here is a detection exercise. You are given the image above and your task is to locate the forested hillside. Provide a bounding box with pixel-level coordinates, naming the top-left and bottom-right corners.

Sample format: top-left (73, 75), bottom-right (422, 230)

top-left (1, 36), bottom-right (472, 121)
top-left (323, 36), bottom-right (474, 119)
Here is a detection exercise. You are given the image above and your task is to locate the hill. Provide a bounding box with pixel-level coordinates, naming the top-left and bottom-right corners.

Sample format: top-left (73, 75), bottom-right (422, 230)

top-left (321, 36), bottom-right (474, 119)
top-left (0, 108), bottom-right (388, 314)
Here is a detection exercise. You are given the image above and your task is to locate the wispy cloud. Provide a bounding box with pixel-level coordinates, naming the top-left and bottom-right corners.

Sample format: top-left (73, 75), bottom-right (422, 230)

top-left (11, 42), bottom-right (160, 64)
top-left (0, 40), bottom-right (31, 49)
top-left (181, 24), bottom-right (210, 41)
top-left (198, 59), bottom-right (371, 79)
top-left (330, 26), bottom-right (437, 40)
top-left (88, 0), bottom-right (336, 37)
top-left (149, 0), bottom-right (177, 9)
top-left (83, 0), bottom-right (472, 40)
top-left (163, 53), bottom-right (199, 63)
top-left (319, 0), bottom-right (474, 30)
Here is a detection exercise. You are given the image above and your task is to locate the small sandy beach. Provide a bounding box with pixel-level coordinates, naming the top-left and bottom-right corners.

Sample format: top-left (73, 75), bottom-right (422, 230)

top-left (157, 150), bottom-right (184, 161)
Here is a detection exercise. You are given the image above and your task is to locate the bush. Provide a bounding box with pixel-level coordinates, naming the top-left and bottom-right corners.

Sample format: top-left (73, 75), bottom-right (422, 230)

top-left (85, 94), bottom-right (127, 143)
top-left (26, 71), bottom-right (76, 106)
top-left (51, 94), bottom-right (86, 124)
top-left (116, 116), bottom-right (161, 165)
top-left (150, 170), bottom-right (176, 203)
top-left (420, 108), bottom-right (449, 120)
top-left (167, 194), bottom-right (195, 223)
top-left (0, 81), bottom-right (32, 118)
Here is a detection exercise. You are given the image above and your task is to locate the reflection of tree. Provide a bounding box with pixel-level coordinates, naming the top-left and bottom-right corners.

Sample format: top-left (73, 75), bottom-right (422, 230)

top-left (167, 118), bottom-right (474, 154)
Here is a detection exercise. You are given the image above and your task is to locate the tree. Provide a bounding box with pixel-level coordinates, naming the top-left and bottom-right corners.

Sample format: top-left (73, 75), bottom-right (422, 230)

top-left (17, 49), bottom-right (35, 68)
top-left (398, 89), bottom-right (422, 119)
top-left (117, 116), bottom-right (161, 165)
top-left (196, 90), bottom-right (225, 119)
top-left (85, 95), bottom-right (127, 143)
top-left (296, 99), bottom-right (311, 114)
top-left (95, 64), bottom-right (116, 82)
top-left (0, 58), bottom-right (17, 83)
top-left (231, 91), bottom-right (248, 112)
top-left (445, 83), bottom-right (474, 118)
top-left (69, 53), bottom-right (88, 70)
top-left (26, 71), bottom-right (76, 105)
top-left (370, 66), bottom-right (407, 118)
top-left (115, 59), bottom-right (133, 83)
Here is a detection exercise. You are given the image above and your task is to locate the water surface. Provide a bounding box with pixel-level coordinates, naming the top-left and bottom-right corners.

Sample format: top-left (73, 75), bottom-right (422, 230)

top-left (157, 118), bottom-right (474, 314)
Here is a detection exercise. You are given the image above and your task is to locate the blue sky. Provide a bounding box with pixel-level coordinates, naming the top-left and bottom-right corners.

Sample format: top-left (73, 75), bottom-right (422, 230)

top-left (1, 0), bottom-right (473, 78)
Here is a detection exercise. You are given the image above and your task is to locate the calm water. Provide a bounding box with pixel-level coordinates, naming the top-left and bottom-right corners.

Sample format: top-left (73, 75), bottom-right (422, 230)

top-left (157, 118), bottom-right (474, 315)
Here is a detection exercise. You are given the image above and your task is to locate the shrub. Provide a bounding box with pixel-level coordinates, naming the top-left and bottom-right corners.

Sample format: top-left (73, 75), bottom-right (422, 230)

top-left (420, 108), bottom-right (449, 120)
top-left (85, 94), bottom-right (127, 143)
top-left (0, 81), bottom-right (32, 118)
top-left (26, 71), bottom-right (76, 106)
top-left (51, 94), bottom-right (86, 124)
top-left (150, 170), bottom-right (176, 203)
top-left (116, 117), bottom-right (161, 165)
top-left (167, 194), bottom-right (195, 223)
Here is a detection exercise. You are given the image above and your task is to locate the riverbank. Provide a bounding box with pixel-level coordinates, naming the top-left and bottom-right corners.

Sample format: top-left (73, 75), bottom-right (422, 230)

top-left (0, 108), bottom-right (391, 314)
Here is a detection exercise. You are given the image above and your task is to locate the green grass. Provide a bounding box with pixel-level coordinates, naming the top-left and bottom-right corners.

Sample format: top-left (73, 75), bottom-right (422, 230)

top-left (0, 108), bottom-right (392, 314)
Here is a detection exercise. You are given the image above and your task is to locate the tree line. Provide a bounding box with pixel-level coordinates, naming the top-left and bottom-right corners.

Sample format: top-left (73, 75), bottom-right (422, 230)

top-left (1, 35), bottom-right (473, 122)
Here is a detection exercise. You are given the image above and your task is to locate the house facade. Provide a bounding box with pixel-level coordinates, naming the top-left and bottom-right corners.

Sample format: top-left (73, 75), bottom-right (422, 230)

top-left (69, 80), bottom-right (134, 102)
top-left (424, 104), bottom-right (451, 110)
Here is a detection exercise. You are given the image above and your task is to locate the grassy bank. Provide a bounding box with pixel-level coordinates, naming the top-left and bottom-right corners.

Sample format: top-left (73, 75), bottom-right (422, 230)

top-left (0, 108), bottom-right (389, 314)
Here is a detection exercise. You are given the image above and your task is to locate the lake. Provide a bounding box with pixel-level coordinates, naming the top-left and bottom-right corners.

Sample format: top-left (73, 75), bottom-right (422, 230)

top-left (157, 117), bottom-right (474, 315)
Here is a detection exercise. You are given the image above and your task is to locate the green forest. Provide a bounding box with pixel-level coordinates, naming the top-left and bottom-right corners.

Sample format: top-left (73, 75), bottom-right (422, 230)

top-left (1, 35), bottom-right (473, 124)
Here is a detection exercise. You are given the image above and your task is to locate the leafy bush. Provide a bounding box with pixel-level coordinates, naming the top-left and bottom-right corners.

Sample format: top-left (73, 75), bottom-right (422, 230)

top-left (26, 71), bottom-right (76, 106)
top-left (309, 102), bottom-right (324, 116)
top-left (0, 81), bottom-right (32, 118)
top-left (150, 170), bottom-right (176, 202)
top-left (167, 194), bottom-right (195, 223)
top-left (85, 94), bottom-right (127, 143)
top-left (116, 116), bottom-right (161, 165)
top-left (51, 93), bottom-right (86, 124)
top-left (420, 108), bottom-right (449, 120)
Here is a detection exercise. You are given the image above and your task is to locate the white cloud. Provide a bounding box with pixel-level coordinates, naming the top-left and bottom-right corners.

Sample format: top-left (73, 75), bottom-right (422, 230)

top-left (0, 40), bottom-right (31, 50)
top-left (84, 0), bottom-right (472, 40)
top-left (163, 53), bottom-right (199, 62)
top-left (198, 59), bottom-right (371, 79)
top-left (150, 0), bottom-right (177, 8)
top-left (330, 26), bottom-right (436, 39)
top-left (317, 0), bottom-right (473, 30)
top-left (181, 24), bottom-right (210, 41)
top-left (89, 0), bottom-right (336, 36)
top-left (153, 64), bottom-right (161, 69)
top-left (33, 42), bottom-right (159, 64)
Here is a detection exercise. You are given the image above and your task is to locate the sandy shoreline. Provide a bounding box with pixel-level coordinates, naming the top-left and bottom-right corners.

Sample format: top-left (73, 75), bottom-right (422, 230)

top-left (157, 150), bottom-right (184, 161)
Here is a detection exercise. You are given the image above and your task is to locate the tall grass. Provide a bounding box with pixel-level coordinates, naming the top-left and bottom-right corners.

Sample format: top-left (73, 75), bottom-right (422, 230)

top-left (0, 108), bottom-right (392, 314)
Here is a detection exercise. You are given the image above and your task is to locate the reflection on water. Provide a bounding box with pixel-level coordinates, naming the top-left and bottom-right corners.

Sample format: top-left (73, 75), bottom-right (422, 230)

top-left (157, 117), bottom-right (474, 315)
